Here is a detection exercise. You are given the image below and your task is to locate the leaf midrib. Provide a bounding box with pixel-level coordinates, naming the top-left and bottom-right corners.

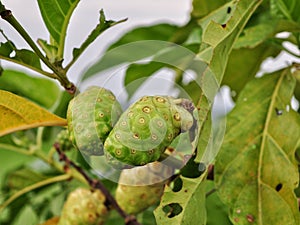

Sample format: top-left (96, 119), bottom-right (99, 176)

top-left (257, 70), bottom-right (286, 224)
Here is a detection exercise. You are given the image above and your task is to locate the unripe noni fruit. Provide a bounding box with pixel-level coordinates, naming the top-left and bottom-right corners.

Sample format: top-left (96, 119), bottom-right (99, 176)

top-left (116, 161), bottom-right (173, 214)
top-left (58, 188), bottom-right (109, 225)
top-left (67, 86), bottom-right (123, 156)
top-left (55, 129), bottom-right (73, 151)
top-left (104, 96), bottom-right (194, 166)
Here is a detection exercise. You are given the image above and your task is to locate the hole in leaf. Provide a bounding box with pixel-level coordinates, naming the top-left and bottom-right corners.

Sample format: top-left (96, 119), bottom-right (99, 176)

top-left (227, 7), bottom-right (231, 14)
top-left (171, 177), bottom-right (183, 192)
top-left (180, 155), bottom-right (202, 178)
top-left (275, 183), bottom-right (282, 192)
top-left (162, 203), bottom-right (183, 218)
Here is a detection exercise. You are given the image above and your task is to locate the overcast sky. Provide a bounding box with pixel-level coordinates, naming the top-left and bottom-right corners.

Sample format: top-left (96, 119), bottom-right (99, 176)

top-left (0, 0), bottom-right (191, 83)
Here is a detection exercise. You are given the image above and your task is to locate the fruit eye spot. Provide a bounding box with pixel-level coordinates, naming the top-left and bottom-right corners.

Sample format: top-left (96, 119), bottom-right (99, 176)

top-left (75, 125), bottom-right (83, 132)
top-left (148, 149), bottom-right (154, 155)
top-left (109, 95), bottom-right (116, 100)
top-left (157, 120), bottom-right (163, 127)
top-left (121, 121), bottom-right (127, 126)
top-left (115, 133), bottom-right (121, 139)
top-left (156, 97), bottom-right (165, 103)
top-left (140, 96), bottom-right (149, 101)
top-left (99, 113), bottom-right (104, 118)
top-left (96, 98), bottom-right (102, 102)
top-left (174, 112), bottom-right (181, 121)
top-left (133, 133), bottom-right (139, 139)
top-left (151, 134), bottom-right (157, 140)
top-left (131, 149), bottom-right (136, 154)
top-left (139, 117), bottom-right (145, 124)
top-left (142, 106), bottom-right (151, 113)
top-left (115, 149), bottom-right (122, 156)
top-left (127, 111), bottom-right (134, 118)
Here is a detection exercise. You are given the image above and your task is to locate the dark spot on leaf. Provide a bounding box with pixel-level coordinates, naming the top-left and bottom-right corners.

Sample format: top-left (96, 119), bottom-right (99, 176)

top-left (246, 214), bottom-right (255, 223)
top-left (275, 107), bottom-right (283, 115)
top-left (227, 7), bottom-right (231, 14)
top-left (162, 203), bottom-right (183, 218)
top-left (172, 177), bottom-right (183, 192)
top-left (184, 189), bottom-right (188, 193)
top-left (221, 24), bottom-right (227, 28)
top-left (275, 183), bottom-right (282, 191)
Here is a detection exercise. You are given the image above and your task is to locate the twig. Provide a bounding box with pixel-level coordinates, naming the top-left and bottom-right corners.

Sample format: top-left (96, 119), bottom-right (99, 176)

top-left (54, 143), bottom-right (142, 225)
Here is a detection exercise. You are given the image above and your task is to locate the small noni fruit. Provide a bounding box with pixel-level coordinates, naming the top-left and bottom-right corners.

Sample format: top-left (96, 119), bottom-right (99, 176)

top-left (55, 129), bottom-right (73, 151)
top-left (116, 161), bottom-right (173, 214)
top-left (58, 188), bottom-right (109, 225)
top-left (104, 96), bottom-right (194, 166)
top-left (67, 86), bottom-right (123, 156)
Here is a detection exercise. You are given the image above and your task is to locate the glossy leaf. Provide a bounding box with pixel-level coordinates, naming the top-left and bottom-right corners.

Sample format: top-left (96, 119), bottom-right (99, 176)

top-left (0, 90), bottom-right (67, 137)
top-left (215, 68), bottom-right (300, 224)
top-left (37, 0), bottom-right (80, 54)
top-left (0, 70), bottom-right (60, 108)
top-left (154, 174), bottom-right (207, 225)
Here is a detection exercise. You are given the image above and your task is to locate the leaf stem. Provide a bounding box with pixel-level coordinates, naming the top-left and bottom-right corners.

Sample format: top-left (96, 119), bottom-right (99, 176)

top-left (0, 55), bottom-right (57, 79)
top-left (0, 4), bottom-right (73, 90)
top-left (0, 173), bottom-right (72, 213)
top-left (0, 143), bottom-right (32, 155)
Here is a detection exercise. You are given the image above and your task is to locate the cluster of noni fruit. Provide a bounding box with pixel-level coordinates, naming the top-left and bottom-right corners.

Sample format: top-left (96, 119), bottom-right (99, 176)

top-left (54, 86), bottom-right (197, 224)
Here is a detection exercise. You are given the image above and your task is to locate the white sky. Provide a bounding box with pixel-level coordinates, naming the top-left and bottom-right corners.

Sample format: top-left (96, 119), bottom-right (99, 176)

top-left (0, 0), bottom-right (192, 83)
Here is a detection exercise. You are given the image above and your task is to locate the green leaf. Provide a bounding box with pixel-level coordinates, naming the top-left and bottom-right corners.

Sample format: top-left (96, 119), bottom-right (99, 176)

top-left (270, 0), bottom-right (300, 21)
top-left (0, 70), bottom-right (60, 108)
top-left (82, 23), bottom-right (179, 80)
top-left (0, 41), bottom-right (14, 57)
top-left (154, 174), bottom-right (207, 225)
top-left (108, 23), bottom-right (178, 51)
top-left (215, 68), bottom-right (300, 224)
top-left (4, 168), bottom-right (48, 191)
top-left (206, 181), bottom-right (232, 225)
top-left (71, 10), bottom-right (126, 66)
top-left (191, 0), bottom-right (229, 19)
top-left (0, 42), bottom-right (42, 70)
top-left (222, 42), bottom-right (281, 99)
top-left (37, 0), bottom-right (80, 56)
top-left (37, 39), bottom-right (58, 64)
top-left (14, 49), bottom-right (41, 69)
top-left (0, 90), bottom-right (67, 137)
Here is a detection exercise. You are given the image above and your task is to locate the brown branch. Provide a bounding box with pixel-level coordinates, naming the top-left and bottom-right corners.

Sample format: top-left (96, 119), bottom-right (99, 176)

top-left (54, 143), bottom-right (142, 225)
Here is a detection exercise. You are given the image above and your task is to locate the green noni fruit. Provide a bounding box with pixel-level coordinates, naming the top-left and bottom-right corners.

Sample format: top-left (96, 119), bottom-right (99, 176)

top-left (56, 129), bottom-right (73, 151)
top-left (67, 86), bottom-right (123, 156)
top-left (104, 96), bottom-right (194, 166)
top-left (116, 161), bottom-right (173, 214)
top-left (58, 188), bottom-right (109, 225)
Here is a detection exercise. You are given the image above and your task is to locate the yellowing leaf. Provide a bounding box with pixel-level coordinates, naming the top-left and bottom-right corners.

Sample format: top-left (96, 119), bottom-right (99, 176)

top-left (0, 90), bottom-right (67, 137)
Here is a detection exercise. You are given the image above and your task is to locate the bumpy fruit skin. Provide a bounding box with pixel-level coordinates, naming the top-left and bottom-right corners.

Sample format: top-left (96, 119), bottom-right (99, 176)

top-left (104, 96), bottom-right (194, 166)
top-left (67, 86), bottom-right (123, 156)
top-left (116, 162), bottom-right (173, 214)
top-left (56, 129), bottom-right (73, 151)
top-left (58, 188), bottom-right (109, 225)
